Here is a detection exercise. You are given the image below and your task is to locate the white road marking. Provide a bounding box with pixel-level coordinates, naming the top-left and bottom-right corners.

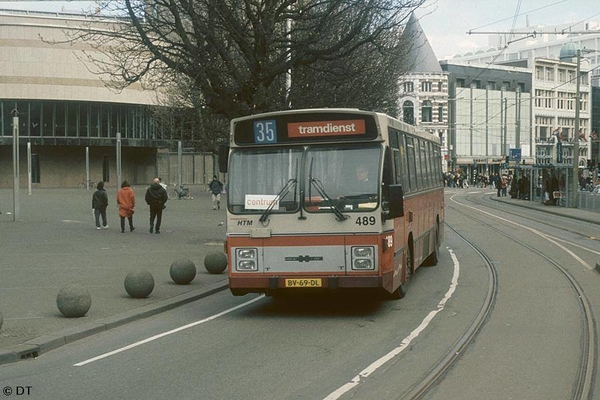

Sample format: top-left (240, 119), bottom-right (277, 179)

top-left (74, 295), bottom-right (265, 367)
top-left (324, 248), bottom-right (460, 400)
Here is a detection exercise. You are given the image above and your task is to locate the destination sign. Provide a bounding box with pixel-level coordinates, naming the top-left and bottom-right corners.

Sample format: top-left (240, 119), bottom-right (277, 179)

top-left (233, 112), bottom-right (378, 145)
top-left (287, 120), bottom-right (366, 138)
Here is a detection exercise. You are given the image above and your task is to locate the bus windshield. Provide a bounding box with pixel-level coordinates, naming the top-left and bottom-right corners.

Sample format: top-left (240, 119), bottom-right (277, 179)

top-left (228, 148), bottom-right (302, 214)
top-left (305, 145), bottom-right (381, 212)
top-left (228, 145), bottom-right (381, 215)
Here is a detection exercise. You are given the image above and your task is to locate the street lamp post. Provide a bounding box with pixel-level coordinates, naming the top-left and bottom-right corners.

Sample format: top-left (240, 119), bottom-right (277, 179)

top-left (12, 108), bottom-right (20, 221)
top-left (572, 49), bottom-right (580, 209)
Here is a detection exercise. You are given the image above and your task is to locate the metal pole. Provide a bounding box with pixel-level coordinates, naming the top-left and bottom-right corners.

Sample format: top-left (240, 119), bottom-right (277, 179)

top-left (27, 142), bottom-right (32, 196)
top-left (469, 84), bottom-right (473, 157)
top-left (571, 49), bottom-right (580, 208)
top-left (12, 109), bottom-right (20, 221)
top-left (85, 147), bottom-right (90, 190)
top-left (116, 132), bottom-right (122, 189)
top-left (500, 89), bottom-right (505, 159)
top-left (450, 88), bottom-right (456, 171)
top-left (485, 86), bottom-right (489, 157)
top-left (177, 140), bottom-right (182, 190)
top-left (515, 87), bottom-right (521, 149)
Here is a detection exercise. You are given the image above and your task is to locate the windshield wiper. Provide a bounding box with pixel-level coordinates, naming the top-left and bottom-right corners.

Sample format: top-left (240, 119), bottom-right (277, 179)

top-left (309, 177), bottom-right (349, 222)
top-left (259, 178), bottom-right (297, 223)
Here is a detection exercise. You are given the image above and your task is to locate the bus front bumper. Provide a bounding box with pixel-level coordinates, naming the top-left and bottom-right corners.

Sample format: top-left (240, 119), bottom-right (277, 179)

top-left (229, 275), bottom-right (385, 295)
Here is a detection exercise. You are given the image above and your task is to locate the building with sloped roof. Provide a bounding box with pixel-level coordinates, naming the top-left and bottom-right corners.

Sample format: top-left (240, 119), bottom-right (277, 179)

top-left (398, 13), bottom-right (449, 172)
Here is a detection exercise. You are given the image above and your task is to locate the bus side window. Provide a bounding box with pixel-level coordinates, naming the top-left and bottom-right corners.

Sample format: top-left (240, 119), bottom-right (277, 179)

top-left (389, 128), bottom-right (403, 188)
top-left (382, 147), bottom-right (393, 212)
top-left (405, 136), bottom-right (416, 193)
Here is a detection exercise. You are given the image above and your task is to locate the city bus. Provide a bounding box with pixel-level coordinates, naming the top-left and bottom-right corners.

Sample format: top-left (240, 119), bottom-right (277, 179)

top-left (220, 108), bottom-right (444, 299)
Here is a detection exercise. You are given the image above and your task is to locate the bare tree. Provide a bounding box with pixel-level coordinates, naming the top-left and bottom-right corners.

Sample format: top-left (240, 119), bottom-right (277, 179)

top-left (150, 73), bottom-right (229, 152)
top-left (289, 24), bottom-right (409, 116)
top-left (67, 0), bottom-right (425, 120)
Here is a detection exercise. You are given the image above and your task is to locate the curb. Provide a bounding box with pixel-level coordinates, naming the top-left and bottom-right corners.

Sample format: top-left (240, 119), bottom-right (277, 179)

top-left (0, 280), bottom-right (229, 365)
top-left (490, 196), bottom-right (600, 226)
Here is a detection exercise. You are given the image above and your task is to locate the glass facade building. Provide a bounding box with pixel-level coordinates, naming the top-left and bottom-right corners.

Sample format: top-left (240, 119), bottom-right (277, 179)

top-left (0, 10), bottom-right (179, 188)
top-left (1, 100), bottom-right (157, 144)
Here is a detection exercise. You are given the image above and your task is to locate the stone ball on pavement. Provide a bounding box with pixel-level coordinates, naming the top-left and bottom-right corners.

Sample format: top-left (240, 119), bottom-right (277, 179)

top-left (124, 270), bottom-right (155, 298)
top-left (56, 284), bottom-right (92, 318)
top-left (204, 252), bottom-right (228, 274)
top-left (170, 259), bottom-right (197, 284)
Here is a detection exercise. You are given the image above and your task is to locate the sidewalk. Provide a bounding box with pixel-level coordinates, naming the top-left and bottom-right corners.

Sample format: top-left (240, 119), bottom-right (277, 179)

top-left (0, 185), bottom-right (229, 365)
top-left (489, 190), bottom-right (600, 226)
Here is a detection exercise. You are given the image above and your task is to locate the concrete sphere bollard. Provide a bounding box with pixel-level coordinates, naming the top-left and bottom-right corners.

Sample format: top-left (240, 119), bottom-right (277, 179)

top-left (204, 252), bottom-right (228, 274)
top-left (170, 259), bottom-right (197, 285)
top-left (56, 284), bottom-right (92, 318)
top-left (124, 270), bottom-right (155, 298)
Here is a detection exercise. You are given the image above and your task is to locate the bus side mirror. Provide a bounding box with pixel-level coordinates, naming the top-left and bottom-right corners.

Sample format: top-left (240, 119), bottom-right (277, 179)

top-left (218, 144), bottom-right (229, 173)
top-left (387, 184), bottom-right (404, 219)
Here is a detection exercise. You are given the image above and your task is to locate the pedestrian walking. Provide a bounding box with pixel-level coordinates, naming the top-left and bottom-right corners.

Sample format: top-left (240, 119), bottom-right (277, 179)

top-left (92, 181), bottom-right (109, 230)
top-left (145, 177), bottom-right (168, 234)
top-left (117, 180), bottom-right (136, 233)
top-left (501, 175), bottom-right (508, 197)
top-left (209, 175), bottom-right (224, 210)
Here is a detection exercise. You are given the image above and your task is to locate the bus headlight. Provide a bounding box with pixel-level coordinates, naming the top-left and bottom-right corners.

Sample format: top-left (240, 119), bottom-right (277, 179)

top-left (236, 248), bottom-right (258, 271)
top-left (351, 246), bottom-right (375, 270)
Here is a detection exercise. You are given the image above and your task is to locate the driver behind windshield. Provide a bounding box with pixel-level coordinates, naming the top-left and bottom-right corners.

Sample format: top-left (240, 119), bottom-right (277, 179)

top-left (350, 164), bottom-right (372, 195)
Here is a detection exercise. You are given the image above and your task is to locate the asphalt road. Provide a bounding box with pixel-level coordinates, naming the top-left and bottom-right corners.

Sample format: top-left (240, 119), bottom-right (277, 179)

top-left (3, 188), bottom-right (600, 399)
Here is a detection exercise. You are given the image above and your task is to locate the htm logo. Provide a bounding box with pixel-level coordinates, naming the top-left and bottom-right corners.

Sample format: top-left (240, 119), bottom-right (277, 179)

top-left (237, 220), bottom-right (253, 226)
top-left (285, 255), bottom-right (324, 262)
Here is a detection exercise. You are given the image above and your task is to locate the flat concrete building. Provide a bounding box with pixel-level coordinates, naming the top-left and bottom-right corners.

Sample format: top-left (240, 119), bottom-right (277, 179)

top-left (0, 9), bottom-right (171, 189)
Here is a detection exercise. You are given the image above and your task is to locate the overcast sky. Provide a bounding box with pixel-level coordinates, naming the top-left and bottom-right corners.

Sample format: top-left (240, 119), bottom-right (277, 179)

top-left (417, 0), bottom-right (600, 59)
top-left (1, 0), bottom-right (598, 59)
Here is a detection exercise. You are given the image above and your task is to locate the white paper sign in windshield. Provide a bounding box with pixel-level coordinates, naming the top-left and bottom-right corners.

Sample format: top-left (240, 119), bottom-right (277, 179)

top-left (245, 194), bottom-right (280, 210)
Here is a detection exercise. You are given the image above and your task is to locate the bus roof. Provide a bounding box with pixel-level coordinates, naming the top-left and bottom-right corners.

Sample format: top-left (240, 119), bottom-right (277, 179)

top-left (230, 108), bottom-right (440, 146)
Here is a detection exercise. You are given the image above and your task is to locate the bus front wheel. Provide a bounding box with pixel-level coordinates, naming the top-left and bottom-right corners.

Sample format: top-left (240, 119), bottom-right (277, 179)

top-left (388, 245), bottom-right (413, 300)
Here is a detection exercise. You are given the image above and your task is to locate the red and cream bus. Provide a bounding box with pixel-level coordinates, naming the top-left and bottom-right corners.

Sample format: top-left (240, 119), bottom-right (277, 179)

top-left (220, 108), bottom-right (444, 299)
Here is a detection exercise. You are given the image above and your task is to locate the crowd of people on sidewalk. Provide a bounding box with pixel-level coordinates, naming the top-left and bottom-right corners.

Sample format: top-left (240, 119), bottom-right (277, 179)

top-left (445, 170), bottom-right (533, 199)
top-left (444, 168), bottom-right (500, 189)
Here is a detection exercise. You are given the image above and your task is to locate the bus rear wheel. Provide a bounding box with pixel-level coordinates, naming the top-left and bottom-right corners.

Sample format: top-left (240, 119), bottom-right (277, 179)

top-left (423, 223), bottom-right (440, 266)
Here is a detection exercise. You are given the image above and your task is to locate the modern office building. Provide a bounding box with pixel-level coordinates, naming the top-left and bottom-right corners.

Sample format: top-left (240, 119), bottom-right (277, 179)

top-left (451, 20), bottom-right (600, 87)
top-left (440, 61), bottom-right (533, 176)
top-left (0, 8), bottom-right (215, 189)
top-left (402, 14), bottom-right (595, 188)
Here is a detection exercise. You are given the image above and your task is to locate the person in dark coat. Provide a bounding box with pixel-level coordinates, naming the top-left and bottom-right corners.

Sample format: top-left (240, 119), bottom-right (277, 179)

top-left (208, 175), bottom-right (224, 210)
top-left (145, 177), bottom-right (168, 234)
top-left (92, 181), bottom-right (109, 229)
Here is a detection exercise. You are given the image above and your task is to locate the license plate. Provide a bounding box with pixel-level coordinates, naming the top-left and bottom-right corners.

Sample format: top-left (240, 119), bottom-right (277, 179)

top-left (285, 278), bottom-right (322, 288)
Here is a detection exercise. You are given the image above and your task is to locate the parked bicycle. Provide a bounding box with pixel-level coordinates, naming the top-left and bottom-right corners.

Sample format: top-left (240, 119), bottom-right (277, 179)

top-left (167, 183), bottom-right (193, 200)
top-left (586, 184), bottom-right (600, 195)
top-left (77, 179), bottom-right (95, 190)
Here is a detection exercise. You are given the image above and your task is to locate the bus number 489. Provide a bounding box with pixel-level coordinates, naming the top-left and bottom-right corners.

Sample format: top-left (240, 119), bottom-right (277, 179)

top-left (356, 216), bottom-right (376, 225)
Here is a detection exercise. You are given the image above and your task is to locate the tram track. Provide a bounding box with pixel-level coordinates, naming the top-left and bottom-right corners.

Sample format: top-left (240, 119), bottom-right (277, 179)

top-left (418, 197), bottom-right (597, 400)
top-left (401, 223), bottom-right (498, 400)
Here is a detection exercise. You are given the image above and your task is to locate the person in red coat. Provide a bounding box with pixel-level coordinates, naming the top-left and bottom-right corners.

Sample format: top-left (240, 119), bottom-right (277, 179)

top-left (117, 180), bottom-right (136, 233)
